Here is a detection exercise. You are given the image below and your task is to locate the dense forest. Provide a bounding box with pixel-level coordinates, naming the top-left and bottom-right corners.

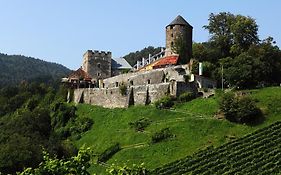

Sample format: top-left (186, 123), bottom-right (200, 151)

top-left (0, 53), bottom-right (71, 87)
top-left (0, 83), bottom-right (93, 174)
top-left (123, 46), bottom-right (162, 66)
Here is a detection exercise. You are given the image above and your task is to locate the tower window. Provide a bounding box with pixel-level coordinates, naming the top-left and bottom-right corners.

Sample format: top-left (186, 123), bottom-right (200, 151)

top-left (171, 42), bottom-right (174, 47)
top-left (170, 26), bottom-right (174, 30)
top-left (116, 82), bottom-right (119, 87)
top-left (171, 33), bottom-right (173, 37)
top-left (147, 79), bottom-right (151, 84)
top-left (97, 73), bottom-right (101, 77)
top-left (97, 63), bottom-right (101, 68)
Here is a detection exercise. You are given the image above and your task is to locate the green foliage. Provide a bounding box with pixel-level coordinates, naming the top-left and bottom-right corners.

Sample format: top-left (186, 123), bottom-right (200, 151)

top-left (171, 36), bottom-right (189, 64)
top-left (98, 143), bottom-right (121, 163)
top-left (178, 92), bottom-right (195, 102)
top-left (154, 96), bottom-right (175, 109)
top-left (204, 12), bottom-right (259, 56)
top-left (151, 128), bottom-right (174, 144)
top-left (107, 163), bottom-right (149, 175)
top-left (220, 92), bottom-right (263, 124)
top-left (129, 118), bottom-right (151, 132)
top-left (17, 147), bottom-right (91, 175)
top-left (0, 82), bottom-right (93, 174)
top-left (123, 46), bottom-right (162, 66)
top-left (151, 121), bottom-right (281, 175)
top-left (119, 83), bottom-right (127, 96)
top-left (0, 53), bottom-right (70, 87)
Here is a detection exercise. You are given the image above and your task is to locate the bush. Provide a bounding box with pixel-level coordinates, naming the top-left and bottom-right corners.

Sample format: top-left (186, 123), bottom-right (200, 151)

top-left (178, 92), bottom-right (196, 102)
top-left (219, 92), bottom-right (263, 124)
top-left (119, 83), bottom-right (127, 96)
top-left (107, 163), bottom-right (148, 175)
top-left (98, 143), bottom-right (121, 163)
top-left (151, 128), bottom-right (174, 143)
top-left (154, 96), bottom-right (175, 109)
top-left (129, 118), bottom-right (151, 132)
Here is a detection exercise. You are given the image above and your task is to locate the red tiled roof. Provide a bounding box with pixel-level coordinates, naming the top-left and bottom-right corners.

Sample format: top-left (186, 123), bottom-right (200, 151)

top-left (153, 55), bottom-right (179, 69)
top-left (68, 68), bottom-right (92, 80)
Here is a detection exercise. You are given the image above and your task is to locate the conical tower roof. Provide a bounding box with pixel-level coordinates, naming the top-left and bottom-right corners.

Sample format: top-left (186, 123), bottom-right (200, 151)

top-left (166, 15), bottom-right (193, 28)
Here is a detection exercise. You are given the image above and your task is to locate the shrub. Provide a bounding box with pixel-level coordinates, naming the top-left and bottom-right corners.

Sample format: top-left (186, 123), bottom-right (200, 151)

top-left (98, 143), bottom-right (121, 163)
top-left (154, 96), bottom-right (174, 109)
top-left (107, 163), bottom-right (148, 175)
top-left (219, 92), bottom-right (263, 124)
top-left (119, 83), bottom-right (127, 96)
top-left (129, 118), bottom-right (151, 132)
top-left (151, 128), bottom-right (174, 143)
top-left (178, 92), bottom-right (196, 102)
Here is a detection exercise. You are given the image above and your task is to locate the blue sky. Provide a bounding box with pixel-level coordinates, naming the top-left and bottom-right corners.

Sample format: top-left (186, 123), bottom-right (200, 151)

top-left (0, 0), bottom-right (280, 69)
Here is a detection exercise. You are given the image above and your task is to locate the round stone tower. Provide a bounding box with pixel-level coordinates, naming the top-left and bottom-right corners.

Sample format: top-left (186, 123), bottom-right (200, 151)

top-left (165, 15), bottom-right (193, 64)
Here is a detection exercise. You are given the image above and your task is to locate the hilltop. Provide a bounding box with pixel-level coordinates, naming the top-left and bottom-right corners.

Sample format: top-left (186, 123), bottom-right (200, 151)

top-left (74, 87), bottom-right (281, 174)
top-left (0, 53), bottom-right (71, 87)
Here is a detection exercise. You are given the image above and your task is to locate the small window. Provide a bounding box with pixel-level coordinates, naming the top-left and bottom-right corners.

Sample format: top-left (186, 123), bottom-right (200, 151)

top-left (102, 83), bottom-right (105, 88)
top-left (97, 73), bottom-right (101, 77)
top-left (130, 80), bottom-right (134, 86)
top-left (97, 63), bottom-right (101, 68)
top-left (147, 79), bottom-right (151, 84)
top-left (116, 82), bottom-right (119, 87)
top-left (171, 42), bottom-right (174, 47)
top-left (171, 33), bottom-right (173, 37)
top-left (170, 26), bottom-right (174, 30)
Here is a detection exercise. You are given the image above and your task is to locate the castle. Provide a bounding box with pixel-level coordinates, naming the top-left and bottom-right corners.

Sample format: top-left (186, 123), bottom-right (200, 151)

top-left (63, 15), bottom-right (216, 108)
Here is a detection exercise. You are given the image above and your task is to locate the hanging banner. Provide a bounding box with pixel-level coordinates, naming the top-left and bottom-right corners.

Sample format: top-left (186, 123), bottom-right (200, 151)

top-left (199, 62), bottom-right (203, 76)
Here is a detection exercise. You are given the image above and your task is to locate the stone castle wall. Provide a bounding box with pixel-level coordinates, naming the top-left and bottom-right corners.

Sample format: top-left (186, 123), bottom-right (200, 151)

top-left (73, 82), bottom-right (192, 108)
top-left (72, 65), bottom-right (214, 108)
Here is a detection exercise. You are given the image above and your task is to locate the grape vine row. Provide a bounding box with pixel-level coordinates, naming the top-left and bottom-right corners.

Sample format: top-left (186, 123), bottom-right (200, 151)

top-left (151, 121), bottom-right (281, 175)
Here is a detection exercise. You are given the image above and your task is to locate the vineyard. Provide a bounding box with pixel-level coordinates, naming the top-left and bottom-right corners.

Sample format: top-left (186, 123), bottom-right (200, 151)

top-left (151, 121), bottom-right (281, 175)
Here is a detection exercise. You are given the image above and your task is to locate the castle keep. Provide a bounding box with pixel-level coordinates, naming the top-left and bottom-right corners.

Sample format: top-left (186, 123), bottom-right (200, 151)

top-left (165, 15), bottom-right (193, 63)
top-left (63, 15), bottom-right (216, 108)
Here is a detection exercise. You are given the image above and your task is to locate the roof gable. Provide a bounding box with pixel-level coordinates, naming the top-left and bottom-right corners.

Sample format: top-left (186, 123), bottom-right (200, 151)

top-left (112, 57), bottom-right (132, 69)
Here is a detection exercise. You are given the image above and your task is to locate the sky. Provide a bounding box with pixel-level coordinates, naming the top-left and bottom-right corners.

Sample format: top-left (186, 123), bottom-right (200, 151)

top-left (0, 0), bottom-right (280, 70)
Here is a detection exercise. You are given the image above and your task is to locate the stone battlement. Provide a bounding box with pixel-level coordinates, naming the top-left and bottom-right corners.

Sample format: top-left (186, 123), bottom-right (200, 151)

top-left (83, 50), bottom-right (112, 57)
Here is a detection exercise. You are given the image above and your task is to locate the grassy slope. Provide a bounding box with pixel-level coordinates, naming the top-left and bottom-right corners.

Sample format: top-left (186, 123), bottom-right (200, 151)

top-left (75, 87), bottom-right (281, 174)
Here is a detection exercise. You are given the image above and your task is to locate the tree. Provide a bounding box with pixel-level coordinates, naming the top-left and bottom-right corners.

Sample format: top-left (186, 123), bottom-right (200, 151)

top-left (204, 12), bottom-right (259, 57)
top-left (220, 53), bottom-right (263, 89)
top-left (18, 147), bottom-right (91, 175)
top-left (219, 92), bottom-right (263, 124)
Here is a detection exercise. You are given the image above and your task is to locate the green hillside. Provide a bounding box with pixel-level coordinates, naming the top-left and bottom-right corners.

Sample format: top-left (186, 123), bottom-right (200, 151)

top-left (74, 87), bottom-right (281, 174)
top-left (0, 53), bottom-right (71, 87)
